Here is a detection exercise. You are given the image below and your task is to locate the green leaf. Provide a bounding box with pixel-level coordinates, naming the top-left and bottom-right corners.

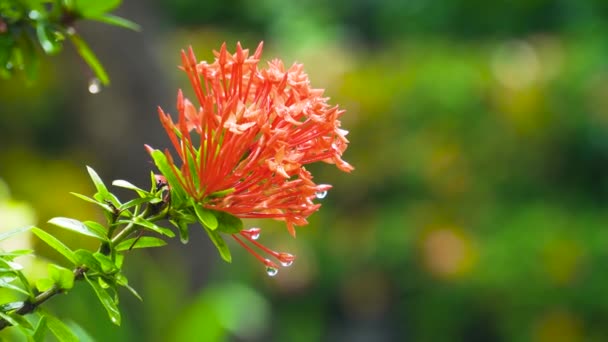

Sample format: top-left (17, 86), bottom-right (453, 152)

top-left (131, 217), bottom-right (175, 237)
top-left (48, 217), bottom-right (108, 241)
top-left (83, 221), bottom-right (109, 239)
top-left (89, 14), bottom-right (140, 31)
top-left (193, 204), bottom-right (219, 230)
top-left (32, 228), bottom-right (76, 265)
top-left (0, 301), bottom-right (24, 312)
top-left (36, 22), bottom-right (62, 55)
top-left (36, 278), bottom-right (54, 292)
top-left (44, 311), bottom-right (79, 342)
top-left (85, 274), bottom-right (121, 325)
top-left (203, 227), bottom-right (231, 263)
top-left (0, 225), bottom-right (33, 242)
top-left (73, 250), bottom-right (102, 273)
top-left (74, 0), bottom-right (121, 17)
top-left (171, 219), bottom-right (189, 244)
top-left (112, 179), bottom-right (145, 193)
top-left (32, 315), bottom-right (48, 342)
top-left (115, 273), bottom-right (142, 301)
top-left (93, 253), bottom-right (117, 274)
top-left (70, 192), bottom-right (114, 213)
top-left (115, 236), bottom-right (167, 251)
top-left (68, 33), bottom-right (110, 85)
top-left (84, 166), bottom-right (114, 203)
top-left (149, 149), bottom-right (186, 203)
top-left (119, 196), bottom-right (152, 211)
top-left (214, 211), bottom-right (243, 234)
top-left (0, 312), bottom-right (20, 329)
top-left (0, 275), bottom-right (31, 296)
top-left (48, 264), bottom-right (74, 290)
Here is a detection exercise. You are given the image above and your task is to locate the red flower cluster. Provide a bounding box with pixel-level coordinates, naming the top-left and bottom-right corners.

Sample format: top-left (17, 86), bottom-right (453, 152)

top-left (154, 42), bottom-right (352, 271)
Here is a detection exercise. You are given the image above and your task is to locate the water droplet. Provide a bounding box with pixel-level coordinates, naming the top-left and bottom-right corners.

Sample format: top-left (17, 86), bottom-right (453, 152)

top-left (278, 252), bottom-right (295, 267)
top-left (88, 78), bottom-right (102, 94)
top-left (111, 317), bottom-right (117, 323)
top-left (266, 266), bottom-right (278, 277)
top-left (244, 227), bottom-right (261, 240)
top-left (316, 190), bottom-right (327, 199)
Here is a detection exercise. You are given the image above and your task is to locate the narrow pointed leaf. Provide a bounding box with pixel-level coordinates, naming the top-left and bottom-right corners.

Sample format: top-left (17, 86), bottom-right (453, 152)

top-left (112, 179), bottom-right (146, 193)
top-left (115, 236), bottom-right (167, 251)
top-left (132, 217), bottom-right (175, 237)
top-left (203, 227), bottom-right (231, 263)
top-left (70, 192), bottom-right (114, 213)
top-left (149, 149), bottom-right (186, 203)
top-left (85, 274), bottom-right (121, 325)
top-left (32, 228), bottom-right (76, 265)
top-left (44, 311), bottom-right (79, 342)
top-left (68, 34), bottom-right (109, 85)
top-left (32, 315), bottom-right (48, 342)
top-left (90, 14), bottom-right (140, 31)
top-left (48, 217), bottom-right (108, 241)
top-left (0, 225), bottom-right (32, 242)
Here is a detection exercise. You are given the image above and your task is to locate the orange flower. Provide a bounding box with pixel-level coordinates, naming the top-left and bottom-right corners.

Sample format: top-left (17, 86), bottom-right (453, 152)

top-left (152, 42), bottom-right (352, 272)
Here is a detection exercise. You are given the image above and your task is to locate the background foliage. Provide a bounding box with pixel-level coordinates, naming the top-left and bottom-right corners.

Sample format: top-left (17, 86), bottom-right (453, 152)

top-left (2, 0), bottom-right (608, 341)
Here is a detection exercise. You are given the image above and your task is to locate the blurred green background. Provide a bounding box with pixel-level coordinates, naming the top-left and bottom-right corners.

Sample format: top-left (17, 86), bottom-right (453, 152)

top-left (2, 0), bottom-right (608, 341)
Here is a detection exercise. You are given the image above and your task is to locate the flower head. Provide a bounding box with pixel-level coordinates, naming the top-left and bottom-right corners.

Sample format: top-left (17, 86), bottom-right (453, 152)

top-left (150, 42), bottom-right (352, 271)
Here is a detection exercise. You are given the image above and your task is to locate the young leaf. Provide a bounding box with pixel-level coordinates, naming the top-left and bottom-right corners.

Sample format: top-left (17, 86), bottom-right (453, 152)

top-left (92, 252), bottom-right (118, 274)
top-left (149, 149), bottom-right (186, 203)
top-left (70, 192), bottom-right (114, 213)
top-left (171, 219), bottom-right (189, 244)
top-left (119, 197), bottom-right (151, 211)
top-left (193, 204), bottom-right (218, 230)
top-left (0, 225), bottom-right (33, 242)
top-left (112, 179), bottom-right (146, 193)
top-left (32, 315), bottom-right (48, 342)
top-left (203, 226), bottom-right (231, 263)
top-left (115, 236), bottom-right (167, 251)
top-left (132, 217), bottom-right (175, 237)
top-left (0, 275), bottom-right (31, 296)
top-left (73, 249), bottom-right (102, 273)
top-left (85, 274), bottom-right (121, 325)
top-left (48, 264), bottom-right (74, 290)
top-left (214, 211), bottom-right (243, 234)
top-left (115, 273), bottom-right (142, 301)
top-left (48, 217), bottom-right (108, 241)
top-left (44, 311), bottom-right (79, 342)
top-left (36, 278), bottom-right (55, 292)
top-left (36, 22), bottom-right (62, 55)
top-left (32, 228), bottom-right (76, 265)
top-left (85, 166), bottom-right (112, 201)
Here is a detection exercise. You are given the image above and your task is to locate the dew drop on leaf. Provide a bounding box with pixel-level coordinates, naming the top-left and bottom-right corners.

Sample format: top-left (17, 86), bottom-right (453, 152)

top-left (88, 78), bottom-right (102, 94)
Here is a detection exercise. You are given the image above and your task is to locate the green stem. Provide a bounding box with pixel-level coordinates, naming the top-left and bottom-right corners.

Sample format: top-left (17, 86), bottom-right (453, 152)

top-left (0, 267), bottom-right (86, 330)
